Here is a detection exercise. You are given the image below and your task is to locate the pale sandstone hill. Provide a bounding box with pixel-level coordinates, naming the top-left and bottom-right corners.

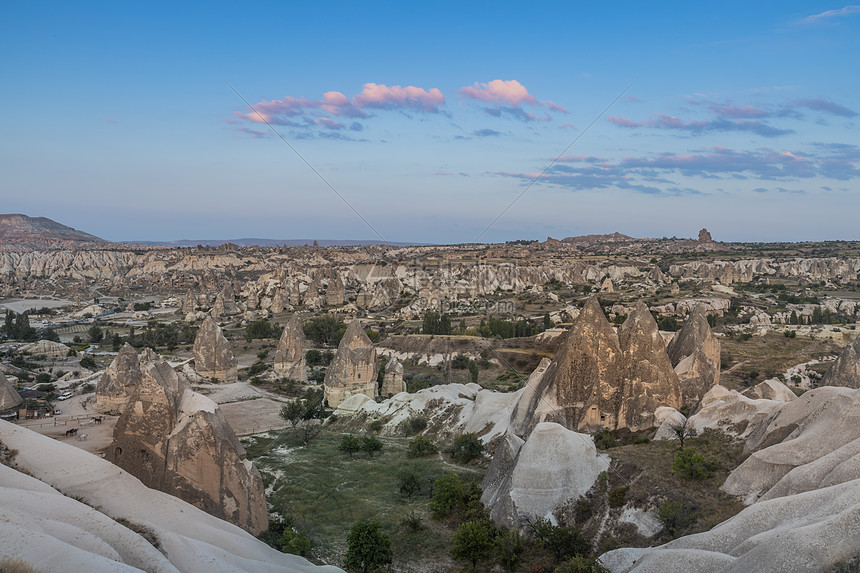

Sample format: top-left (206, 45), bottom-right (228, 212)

top-left (0, 420), bottom-right (342, 573)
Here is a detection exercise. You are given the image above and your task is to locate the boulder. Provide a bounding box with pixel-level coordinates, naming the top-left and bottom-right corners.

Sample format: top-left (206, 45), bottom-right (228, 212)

top-left (0, 369), bottom-right (22, 412)
top-left (95, 343), bottom-right (141, 412)
top-left (324, 320), bottom-right (377, 408)
top-left (484, 422), bottom-right (609, 528)
top-left (742, 379), bottom-right (797, 402)
top-left (273, 315), bottom-right (306, 382)
top-left (821, 333), bottom-right (860, 388)
top-left (107, 352), bottom-right (267, 534)
top-left (193, 316), bottom-right (238, 383)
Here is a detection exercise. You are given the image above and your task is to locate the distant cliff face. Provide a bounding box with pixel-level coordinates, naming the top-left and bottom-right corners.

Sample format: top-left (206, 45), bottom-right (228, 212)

top-left (0, 213), bottom-right (108, 250)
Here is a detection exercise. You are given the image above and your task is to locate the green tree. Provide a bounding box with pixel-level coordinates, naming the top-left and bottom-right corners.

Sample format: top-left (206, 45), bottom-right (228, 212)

top-left (397, 465), bottom-right (422, 500)
top-left (672, 449), bottom-right (719, 480)
top-left (339, 434), bottom-right (362, 457)
top-left (361, 435), bottom-right (383, 458)
top-left (303, 314), bottom-right (347, 347)
top-left (407, 435), bottom-right (437, 458)
top-left (532, 518), bottom-right (591, 564)
top-left (495, 527), bottom-right (525, 572)
top-left (245, 319), bottom-right (275, 340)
top-left (40, 328), bottom-right (60, 342)
top-left (450, 433), bottom-right (484, 463)
top-left (88, 325), bottom-right (104, 343)
top-left (553, 556), bottom-right (609, 573)
top-left (451, 520), bottom-right (493, 570)
top-left (80, 356), bottom-right (97, 369)
top-left (468, 360), bottom-right (479, 384)
top-left (544, 312), bottom-right (553, 329)
top-left (344, 520), bottom-right (392, 573)
top-left (280, 527), bottom-right (312, 556)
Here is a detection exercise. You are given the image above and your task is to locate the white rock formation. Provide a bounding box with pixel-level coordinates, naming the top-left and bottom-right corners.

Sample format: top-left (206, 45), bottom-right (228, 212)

top-left (481, 422), bottom-right (610, 528)
top-left (0, 420), bottom-right (342, 573)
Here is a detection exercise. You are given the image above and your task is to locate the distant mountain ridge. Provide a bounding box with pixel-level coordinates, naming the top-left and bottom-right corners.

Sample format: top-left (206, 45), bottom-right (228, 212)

top-left (0, 214), bottom-right (108, 250)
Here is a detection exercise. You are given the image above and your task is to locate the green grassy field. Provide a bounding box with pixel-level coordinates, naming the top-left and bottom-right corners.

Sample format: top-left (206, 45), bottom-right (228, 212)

top-left (244, 430), bottom-right (484, 570)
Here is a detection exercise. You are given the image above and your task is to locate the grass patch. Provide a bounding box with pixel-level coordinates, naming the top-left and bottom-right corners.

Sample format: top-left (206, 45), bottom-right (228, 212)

top-left (720, 332), bottom-right (842, 389)
top-left (246, 430), bottom-right (482, 569)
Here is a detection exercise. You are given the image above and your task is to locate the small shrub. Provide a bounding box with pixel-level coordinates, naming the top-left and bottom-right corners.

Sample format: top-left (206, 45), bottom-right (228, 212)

top-left (554, 556), bottom-right (610, 573)
top-left (360, 435), bottom-right (383, 458)
top-left (608, 486), bottom-right (629, 508)
top-left (403, 415), bottom-right (428, 435)
top-left (280, 527), bottom-right (312, 556)
top-left (401, 509), bottom-right (423, 531)
top-left (450, 520), bottom-right (493, 569)
top-left (407, 435), bottom-right (437, 458)
top-left (397, 466), bottom-right (423, 500)
top-left (633, 436), bottom-right (650, 445)
top-left (79, 356), bottom-right (97, 369)
top-left (450, 433), bottom-right (483, 463)
top-left (339, 434), bottom-right (362, 457)
top-left (672, 449), bottom-right (720, 480)
top-left (344, 520), bottom-right (392, 573)
top-left (657, 499), bottom-right (693, 536)
top-left (593, 429), bottom-right (617, 450)
top-left (368, 419), bottom-right (384, 432)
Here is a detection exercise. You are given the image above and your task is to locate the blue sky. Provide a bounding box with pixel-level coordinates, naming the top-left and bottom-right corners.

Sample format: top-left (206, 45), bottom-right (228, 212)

top-left (1, 1), bottom-right (858, 243)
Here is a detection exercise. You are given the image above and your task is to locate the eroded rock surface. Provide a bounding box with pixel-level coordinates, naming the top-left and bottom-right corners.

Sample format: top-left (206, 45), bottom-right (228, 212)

top-left (0, 369), bottom-right (22, 412)
top-left (821, 333), bottom-right (860, 388)
top-left (324, 320), bottom-right (377, 408)
top-left (380, 357), bottom-right (406, 397)
top-left (273, 315), bottom-right (306, 382)
top-left (193, 315), bottom-right (238, 383)
top-left (95, 343), bottom-right (141, 412)
top-left (106, 350), bottom-right (267, 534)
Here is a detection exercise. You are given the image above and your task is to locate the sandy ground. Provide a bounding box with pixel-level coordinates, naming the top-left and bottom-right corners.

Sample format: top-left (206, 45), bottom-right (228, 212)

top-left (220, 398), bottom-right (290, 436)
top-left (15, 394), bottom-right (118, 456)
top-left (15, 383), bottom-right (289, 455)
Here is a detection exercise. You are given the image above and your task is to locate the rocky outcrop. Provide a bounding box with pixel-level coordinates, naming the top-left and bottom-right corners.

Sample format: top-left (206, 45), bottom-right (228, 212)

top-left (273, 315), bottom-right (306, 381)
top-left (211, 283), bottom-right (240, 318)
top-left (324, 320), bottom-right (377, 408)
top-left (821, 333), bottom-right (860, 388)
top-left (698, 228), bottom-right (713, 242)
top-left (106, 351), bottom-right (267, 534)
top-left (17, 340), bottom-right (70, 359)
top-left (0, 421), bottom-right (339, 573)
top-left (742, 379), bottom-right (797, 402)
top-left (618, 303), bottom-right (682, 431)
top-left (667, 304), bottom-right (720, 407)
top-left (0, 370), bottom-right (22, 412)
top-left (181, 289), bottom-right (197, 314)
top-left (193, 316), bottom-right (238, 383)
top-left (510, 298), bottom-right (625, 435)
top-left (95, 343), bottom-right (141, 412)
top-left (722, 386), bottom-right (860, 505)
top-left (511, 299), bottom-right (682, 435)
top-left (380, 357), bottom-right (406, 397)
top-left (601, 474), bottom-right (860, 572)
top-left (481, 422), bottom-right (609, 528)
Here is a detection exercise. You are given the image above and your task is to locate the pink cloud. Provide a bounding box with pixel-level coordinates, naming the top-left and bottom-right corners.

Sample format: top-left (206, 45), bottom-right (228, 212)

top-left (607, 116), bottom-right (640, 127)
top-left (626, 95), bottom-right (643, 103)
top-left (316, 117), bottom-right (345, 130)
top-left (542, 100), bottom-right (568, 113)
top-left (353, 83), bottom-right (445, 112)
top-left (458, 79), bottom-right (537, 106)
